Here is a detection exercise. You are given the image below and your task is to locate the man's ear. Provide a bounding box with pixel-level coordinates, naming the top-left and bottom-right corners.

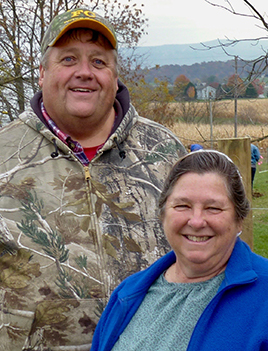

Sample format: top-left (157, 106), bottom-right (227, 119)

top-left (39, 64), bottom-right (45, 88)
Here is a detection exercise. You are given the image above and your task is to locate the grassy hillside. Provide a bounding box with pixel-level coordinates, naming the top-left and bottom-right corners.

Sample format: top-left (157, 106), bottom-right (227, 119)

top-left (253, 161), bottom-right (268, 258)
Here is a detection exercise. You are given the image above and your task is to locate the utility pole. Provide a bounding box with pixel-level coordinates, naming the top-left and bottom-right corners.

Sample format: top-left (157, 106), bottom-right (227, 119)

top-left (209, 92), bottom-right (213, 148)
top-left (234, 56), bottom-right (238, 137)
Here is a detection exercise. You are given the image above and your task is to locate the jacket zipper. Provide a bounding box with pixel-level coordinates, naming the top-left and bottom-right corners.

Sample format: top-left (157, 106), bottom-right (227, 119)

top-left (83, 164), bottom-right (108, 305)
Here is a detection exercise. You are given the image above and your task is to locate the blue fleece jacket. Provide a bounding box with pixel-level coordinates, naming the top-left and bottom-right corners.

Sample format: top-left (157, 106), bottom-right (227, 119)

top-left (91, 238), bottom-right (268, 351)
top-left (251, 144), bottom-right (260, 166)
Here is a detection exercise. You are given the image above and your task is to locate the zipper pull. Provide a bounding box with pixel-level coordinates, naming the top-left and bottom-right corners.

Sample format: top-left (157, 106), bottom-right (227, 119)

top-left (84, 166), bottom-right (91, 180)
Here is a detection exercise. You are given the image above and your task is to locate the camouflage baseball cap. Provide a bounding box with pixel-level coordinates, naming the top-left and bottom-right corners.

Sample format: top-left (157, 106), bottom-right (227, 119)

top-left (41, 8), bottom-right (117, 55)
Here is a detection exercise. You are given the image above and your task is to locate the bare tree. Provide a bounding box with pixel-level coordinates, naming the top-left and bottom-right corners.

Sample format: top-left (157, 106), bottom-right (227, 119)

top-left (195, 1), bottom-right (268, 82)
top-left (0, 0), bottom-right (147, 124)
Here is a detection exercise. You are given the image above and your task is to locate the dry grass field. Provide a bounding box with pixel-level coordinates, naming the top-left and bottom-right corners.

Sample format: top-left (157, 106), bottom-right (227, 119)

top-left (164, 99), bottom-right (268, 258)
top-left (169, 98), bottom-right (268, 152)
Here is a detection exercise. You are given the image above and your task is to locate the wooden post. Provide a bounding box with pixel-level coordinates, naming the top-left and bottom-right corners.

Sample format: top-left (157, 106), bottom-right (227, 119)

top-left (217, 137), bottom-right (253, 249)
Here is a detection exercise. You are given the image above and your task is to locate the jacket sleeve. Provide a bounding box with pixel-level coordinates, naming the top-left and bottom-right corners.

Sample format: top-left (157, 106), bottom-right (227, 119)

top-left (255, 147), bottom-right (260, 162)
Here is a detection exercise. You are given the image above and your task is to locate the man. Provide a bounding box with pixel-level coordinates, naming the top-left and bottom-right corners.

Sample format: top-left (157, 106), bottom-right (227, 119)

top-left (251, 143), bottom-right (260, 190)
top-left (0, 8), bottom-right (186, 350)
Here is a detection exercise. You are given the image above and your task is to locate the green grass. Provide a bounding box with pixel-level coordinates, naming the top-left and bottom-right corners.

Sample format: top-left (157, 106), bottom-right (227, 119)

top-left (252, 160), bottom-right (268, 258)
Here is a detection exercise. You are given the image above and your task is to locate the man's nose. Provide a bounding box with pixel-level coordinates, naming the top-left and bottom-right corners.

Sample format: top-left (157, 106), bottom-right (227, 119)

top-left (75, 60), bottom-right (94, 79)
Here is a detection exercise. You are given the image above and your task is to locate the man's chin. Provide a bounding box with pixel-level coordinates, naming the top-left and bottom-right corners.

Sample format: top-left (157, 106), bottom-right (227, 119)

top-left (67, 107), bottom-right (96, 119)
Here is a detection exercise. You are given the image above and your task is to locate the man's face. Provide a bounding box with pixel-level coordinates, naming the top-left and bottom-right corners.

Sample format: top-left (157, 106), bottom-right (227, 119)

top-left (39, 31), bottom-right (118, 134)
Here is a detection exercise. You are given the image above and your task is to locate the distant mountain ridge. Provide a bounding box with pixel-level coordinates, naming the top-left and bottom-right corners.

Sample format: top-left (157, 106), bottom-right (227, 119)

top-left (143, 60), bottom-right (243, 84)
top-left (128, 39), bottom-right (267, 67)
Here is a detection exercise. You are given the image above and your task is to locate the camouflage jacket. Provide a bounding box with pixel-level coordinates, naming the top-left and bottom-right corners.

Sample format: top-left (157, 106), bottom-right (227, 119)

top-left (0, 91), bottom-right (186, 350)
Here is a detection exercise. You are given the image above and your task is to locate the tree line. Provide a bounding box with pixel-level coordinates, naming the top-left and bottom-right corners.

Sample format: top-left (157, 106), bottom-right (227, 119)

top-left (172, 74), bottom-right (265, 100)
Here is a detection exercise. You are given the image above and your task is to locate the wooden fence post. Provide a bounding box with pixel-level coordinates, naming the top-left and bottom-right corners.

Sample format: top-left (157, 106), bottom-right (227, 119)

top-left (217, 137), bottom-right (253, 249)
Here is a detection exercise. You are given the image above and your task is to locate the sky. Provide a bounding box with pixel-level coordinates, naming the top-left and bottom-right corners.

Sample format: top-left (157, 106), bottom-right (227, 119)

top-left (133, 0), bottom-right (268, 47)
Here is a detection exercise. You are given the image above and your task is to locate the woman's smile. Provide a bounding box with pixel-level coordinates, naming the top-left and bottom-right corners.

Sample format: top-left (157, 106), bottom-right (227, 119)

top-left (184, 235), bottom-right (212, 242)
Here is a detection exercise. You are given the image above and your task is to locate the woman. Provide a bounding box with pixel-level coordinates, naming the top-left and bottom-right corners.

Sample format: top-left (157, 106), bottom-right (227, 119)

top-left (92, 150), bottom-right (268, 351)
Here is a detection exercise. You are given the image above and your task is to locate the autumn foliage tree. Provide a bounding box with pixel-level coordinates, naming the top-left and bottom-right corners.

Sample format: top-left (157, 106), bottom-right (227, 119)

top-left (252, 79), bottom-right (265, 96)
top-left (128, 77), bottom-right (176, 126)
top-left (223, 74), bottom-right (246, 98)
top-left (0, 0), bottom-right (147, 124)
top-left (173, 74), bottom-right (196, 101)
top-left (173, 75), bottom-right (190, 98)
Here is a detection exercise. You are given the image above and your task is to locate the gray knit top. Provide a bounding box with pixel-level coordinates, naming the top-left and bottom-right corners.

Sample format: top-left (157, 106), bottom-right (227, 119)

top-left (112, 271), bottom-right (225, 351)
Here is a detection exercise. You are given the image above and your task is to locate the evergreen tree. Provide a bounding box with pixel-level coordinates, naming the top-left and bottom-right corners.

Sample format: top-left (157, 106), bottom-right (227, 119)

top-left (245, 83), bottom-right (258, 98)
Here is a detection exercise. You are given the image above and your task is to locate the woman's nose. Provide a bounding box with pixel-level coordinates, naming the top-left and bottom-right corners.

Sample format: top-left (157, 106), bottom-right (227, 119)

top-left (187, 209), bottom-right (206, 229)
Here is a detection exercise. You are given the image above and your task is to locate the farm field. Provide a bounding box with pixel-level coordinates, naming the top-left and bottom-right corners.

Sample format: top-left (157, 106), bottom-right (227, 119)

top-left (171, 122), bottom-right (268, 151)
top-left (169, 98), bottom-right (268, 151)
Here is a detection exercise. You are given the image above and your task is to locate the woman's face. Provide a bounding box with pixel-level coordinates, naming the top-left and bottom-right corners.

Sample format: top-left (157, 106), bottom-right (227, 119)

top-left (162, 172), bottom-right (242, 281)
